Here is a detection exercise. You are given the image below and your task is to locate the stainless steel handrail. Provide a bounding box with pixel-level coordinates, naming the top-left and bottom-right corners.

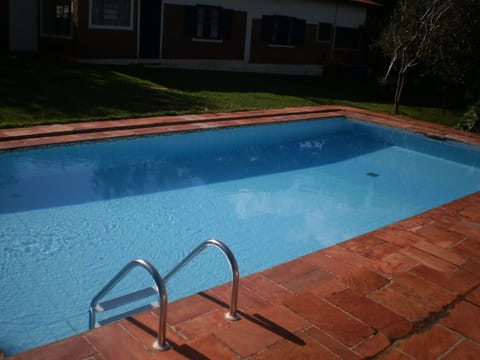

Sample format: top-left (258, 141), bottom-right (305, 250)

top-left (164, 239), bottom-right (241, 321)
top-left (88, 259), bottom-right (170, 351)
top-left (88, 239), bottom-right (240, 352)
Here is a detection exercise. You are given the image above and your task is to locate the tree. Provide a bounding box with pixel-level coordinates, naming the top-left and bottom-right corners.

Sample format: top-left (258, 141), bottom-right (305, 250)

top-left (377, 0), bottom-right (453, 113)
top-left (426, 0), bottom-right (480, 107)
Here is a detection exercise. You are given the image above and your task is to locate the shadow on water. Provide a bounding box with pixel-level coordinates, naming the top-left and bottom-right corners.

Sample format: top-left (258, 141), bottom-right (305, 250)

top-left (0, 122), bottom-right (390, 214)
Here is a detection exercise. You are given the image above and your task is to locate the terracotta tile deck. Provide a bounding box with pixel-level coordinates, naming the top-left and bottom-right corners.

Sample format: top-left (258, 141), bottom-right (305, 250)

top-left (3, 106), bottom-right (480, 359)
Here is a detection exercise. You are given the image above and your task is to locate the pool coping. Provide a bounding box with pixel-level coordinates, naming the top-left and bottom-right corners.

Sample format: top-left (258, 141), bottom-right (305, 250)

top-left (5, 106), bottom-right (480, 360)
top-left (2, 106), bottom-right (480, 150)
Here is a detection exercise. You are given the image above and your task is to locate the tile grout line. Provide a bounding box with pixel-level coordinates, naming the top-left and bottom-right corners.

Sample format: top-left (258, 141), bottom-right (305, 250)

top-left (436, 337), bottom-right (467, 360)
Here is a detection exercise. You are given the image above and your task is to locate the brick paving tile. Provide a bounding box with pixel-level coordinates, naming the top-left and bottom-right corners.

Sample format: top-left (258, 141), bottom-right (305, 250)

top-left (453, 238), bottom-right (480, 264)
top-left (466, 287), bottom-right (480, 305)
top-left (8, 335), bottom-right (98, 360)
top-left (327, 289), bottom-right (412, 340)
top-left (450, 221), bottom-right (480, 239)
top-left (462, 259), bottom-right (480, 276)
top-left (174, 309), bottom-right (232, 342)
top-left (373, 228), bottom-right (425, 247)
top-left (353, 333), bottom-right (391, 358)
top-left (208, 282), bottom-right (272, 313)
top-left (250, 332), bottom-right (338, 360)
top-left (407, 265), bottom-right (471, 295)
top-left (164, 293), bottom-right (219, 326)
top-left (449, 268), bottom-right (480, 287)
top-left (358, 243), bottom-right (401, 262)
top-left (415, 225), bottom-right (464, 248)
top-left (254, 304), bottom-right (310, 334)
top-left (302, 251), bottom-right (357, 278)
top-left (399, 247), bottom-right (457, 273)
top-left (377, 348), bottom-right (414, 360)
top-left (369, 287), bottom-right (430, 322)
top-left (212, 313), bottom-right (283, 358)
top-left (322, 245), bottom-right (373, 269)
top-left (261, 258), bottom-right (317, 284)
top-left (397, 325), bottom-right (461, 360)
top-left (339, 234), bottom-right (386, 254)
top-left (84, 323), bottom-right (158, 359)
top-left (390, 272), bottom-right (457, 310)
top-left (432, 213), bottom-right (470, 228)
top-left (180, 334), bottom-right (238, 359)
top-left (441, 301), bottom-right (480, 343)
top-left (370, 252), bottom-right (419, 278)
top-left (304, 327), bottom-right (361, 360)
top-left (309, 278), bottom-right (347, 298)
top-left (460, 205), bottom-right (480, 221)
top-left (413, 240), bottom-right (465, 266)
top-left (283, 293), bottom-right (374, 346)
top-left (281, 268), bottom-right (335, 294)
top-left (393, 216), bottom-right (432, 231)
top-left (441, 339), bottom-right (480, 360)
top-left (239, 274), bottom-right (294, 305)
top-left (119, 311), bottom-right (187, 349)
top-left (339, 267), bottom-right (390, 295)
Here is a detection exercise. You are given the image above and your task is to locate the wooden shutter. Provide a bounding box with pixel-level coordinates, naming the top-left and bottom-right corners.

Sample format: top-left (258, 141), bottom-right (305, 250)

top-left (293, 18), bottom-right (306, 46)
top-left (184, 5), bottom-right (196, 38)
top-left (221, 9), bottom-right (233, 40)
top-left (318, 23), bottom-right (333, 42)
top-left (260, 15), bottom-right (274, 43)
top-left (335, 27), bottom-right (359, 48)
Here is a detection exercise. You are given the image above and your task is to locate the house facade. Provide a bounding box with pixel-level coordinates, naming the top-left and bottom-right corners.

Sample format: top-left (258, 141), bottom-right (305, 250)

top-left (7, 0), bottom-right (381, 75)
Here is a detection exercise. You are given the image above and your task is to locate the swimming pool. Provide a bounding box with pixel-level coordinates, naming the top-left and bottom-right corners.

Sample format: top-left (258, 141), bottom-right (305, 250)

top-left (1, 117), bottom-right (479, 354)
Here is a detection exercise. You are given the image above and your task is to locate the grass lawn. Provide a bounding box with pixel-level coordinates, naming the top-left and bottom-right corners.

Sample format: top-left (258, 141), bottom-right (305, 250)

top-left (0, 55), bottom-right (464, 129)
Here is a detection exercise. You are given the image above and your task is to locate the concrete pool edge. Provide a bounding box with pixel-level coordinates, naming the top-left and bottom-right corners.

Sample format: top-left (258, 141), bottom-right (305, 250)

top-left (5, 107), bottom-right (480, 359)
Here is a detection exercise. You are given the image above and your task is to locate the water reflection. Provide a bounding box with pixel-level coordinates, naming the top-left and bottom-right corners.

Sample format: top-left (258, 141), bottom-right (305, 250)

top-left (0, 127), bottom-right (390, 214)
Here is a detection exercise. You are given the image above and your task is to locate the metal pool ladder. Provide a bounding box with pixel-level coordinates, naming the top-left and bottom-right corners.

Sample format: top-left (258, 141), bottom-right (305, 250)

top-left (88, 239), bottom-right (240, 351)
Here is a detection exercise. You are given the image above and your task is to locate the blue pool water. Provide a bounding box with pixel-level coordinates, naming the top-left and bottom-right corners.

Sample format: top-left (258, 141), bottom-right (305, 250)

top-left (1, 117), bottom-right (480, 354)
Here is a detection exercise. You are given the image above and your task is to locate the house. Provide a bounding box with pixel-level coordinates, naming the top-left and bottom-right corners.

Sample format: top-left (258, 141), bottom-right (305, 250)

top-left (6, 0), bottom-right (381, 75)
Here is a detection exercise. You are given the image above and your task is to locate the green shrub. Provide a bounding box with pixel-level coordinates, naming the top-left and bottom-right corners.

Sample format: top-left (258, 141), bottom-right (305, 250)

top-left (456, 101), bottom-right (480, 133)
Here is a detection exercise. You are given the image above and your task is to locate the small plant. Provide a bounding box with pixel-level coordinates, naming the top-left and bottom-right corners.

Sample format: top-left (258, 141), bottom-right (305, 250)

top-left (456, 101), bottom-right (480, 133)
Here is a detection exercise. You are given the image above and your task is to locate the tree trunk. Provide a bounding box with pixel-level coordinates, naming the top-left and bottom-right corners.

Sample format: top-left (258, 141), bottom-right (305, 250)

top-left (393, 70), bottom-right (406, 114)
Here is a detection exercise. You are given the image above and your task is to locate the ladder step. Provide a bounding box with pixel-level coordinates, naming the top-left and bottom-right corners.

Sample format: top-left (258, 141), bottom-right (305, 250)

top-left (95, 302), bottom-right (159, 327)
top-left (96, 286), bottom-right (158, 313)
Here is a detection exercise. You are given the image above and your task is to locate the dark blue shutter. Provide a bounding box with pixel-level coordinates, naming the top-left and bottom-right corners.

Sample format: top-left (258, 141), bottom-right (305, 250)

top-left (184, 5), bottom-right (196, 38)
top-left (221, 9), bottom-right (233, 40)
top-left (261, 15), bottom-right (274, 43)
top-left (335, 27), bottom-right (359, 48)
top-left (318, 23), bottom-right (333, 42)
top-left (293, 18), bottom-right (306, 46)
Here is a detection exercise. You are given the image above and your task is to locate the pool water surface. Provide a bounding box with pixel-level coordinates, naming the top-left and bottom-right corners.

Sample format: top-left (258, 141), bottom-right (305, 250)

top-left (1, 117), bottom-right (479, 354)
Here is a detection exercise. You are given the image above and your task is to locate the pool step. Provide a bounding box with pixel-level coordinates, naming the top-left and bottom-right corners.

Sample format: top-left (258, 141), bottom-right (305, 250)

top-left (95, 302), bottom-right (159, 328)
top-left (95, 286), bottom-right (158, 313)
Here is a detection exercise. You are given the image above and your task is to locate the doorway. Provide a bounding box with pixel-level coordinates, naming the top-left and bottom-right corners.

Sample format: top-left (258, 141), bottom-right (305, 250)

top-left (139, 0), bottom-right (162, 58)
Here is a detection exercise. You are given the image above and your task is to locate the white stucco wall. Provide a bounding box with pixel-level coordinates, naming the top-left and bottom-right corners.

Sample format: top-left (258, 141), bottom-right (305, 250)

top-left (9, 0), bottom-right (38, 52)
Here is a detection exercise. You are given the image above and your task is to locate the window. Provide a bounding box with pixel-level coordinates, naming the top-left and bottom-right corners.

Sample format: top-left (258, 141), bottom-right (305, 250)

top-left (41, 0), bottom-right (72, 37)
top-left (196, 6), bottom-right (220, 39)
top-left (317, 23), bottom-right (332, 42)
top-left (334, 26), bottom-right (360, 49)
top-left (90, 0), bottom-right (133, 29)
top-left (184, 5), bottom-right (233, 41)
top-left (261, 15), bottom-right (306, 46)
